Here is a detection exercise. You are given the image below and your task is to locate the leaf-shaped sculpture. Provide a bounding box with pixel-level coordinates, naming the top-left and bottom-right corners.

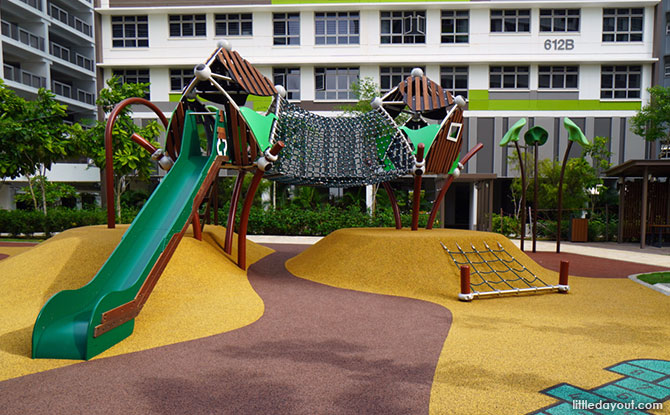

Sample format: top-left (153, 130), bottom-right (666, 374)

top-left (563, 117), bottom-right (589, 146)
top-left (499, 118), bottom-right (527, 146)
top-left (524, 125), bottom-right (549, 146)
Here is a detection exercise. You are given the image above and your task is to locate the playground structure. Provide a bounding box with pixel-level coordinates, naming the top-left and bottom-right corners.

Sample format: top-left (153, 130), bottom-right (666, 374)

top-left (31, 42), bottom-right (481, 360)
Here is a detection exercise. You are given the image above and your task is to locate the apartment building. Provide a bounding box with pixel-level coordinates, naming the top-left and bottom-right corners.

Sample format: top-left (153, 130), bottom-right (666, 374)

top-left (97, 1), bottom-right (662, 226)
top-left (0, 0), bottom-right (99, 209)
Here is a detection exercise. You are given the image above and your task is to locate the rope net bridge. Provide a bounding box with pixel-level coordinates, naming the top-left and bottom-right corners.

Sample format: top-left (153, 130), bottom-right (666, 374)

top-left (442, 242), bottom-right (570, 301)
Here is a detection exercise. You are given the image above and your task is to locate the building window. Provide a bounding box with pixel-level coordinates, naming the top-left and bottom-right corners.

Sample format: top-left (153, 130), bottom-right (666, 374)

top-left (441, 10), bottom-right (468, 43)
top-left (490, 9), bottom-right (530, 33)
top-left (440, 66), bottom-right (468, 98)
top-left (380, 66), bottom-right (424, 93)
top-left (315, 12), bottom-right (359, 45)
top-left (665, 61), bottom-right (670, 77)
top-left (169, 14), bottom-right (206, 37)
top-left (489, 66), bottom-right (529, 89)
top-left (538, 66), bottom-right (578, 89)
top-left (600, 65), bottom-right (641, 99)
top-left (666, 19), bottom-right (670, 35)
top-left (111, 16), bottom-right (148, 47)
top-left (273, 13), bottom-right (300, 45)
top-left (214, 13), bottom-right (252, 37)
top-left (539, 9), bottom-right (580, 32)
top-left (273, 67), bottom-right (300, 100)
top-left (112, 69), bottom-right (150, 98)
top-left (170, 69), bottom-right (193, 92)
top-left (380, 11), bottom-right (426, 44)
top-left (602, 8), bottom-right (643, 42)
top-left (315, 67), bottom-right (359, 100)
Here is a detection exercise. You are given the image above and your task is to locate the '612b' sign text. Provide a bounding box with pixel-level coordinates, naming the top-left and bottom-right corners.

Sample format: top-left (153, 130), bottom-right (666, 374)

top-left (544, 39), bottom-right (574, 51)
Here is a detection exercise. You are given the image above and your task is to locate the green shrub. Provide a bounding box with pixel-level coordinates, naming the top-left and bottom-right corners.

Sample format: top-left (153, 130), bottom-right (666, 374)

top-left (492, 213), bottom-right (520, 237)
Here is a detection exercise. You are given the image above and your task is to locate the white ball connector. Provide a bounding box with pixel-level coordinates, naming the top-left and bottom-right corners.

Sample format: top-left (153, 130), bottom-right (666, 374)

top-left (411, 67), bottom-right (424, 78)
top-left (275, 85), bottom-right (287, 98)
top-left (454, 95), bottom-right (466, 108)
top-left (194, 63), bottom-right (211, 81)
top-left (371, 97), bottom-right (382, 110)
top-left (217, 39), bottom-right (232, 51)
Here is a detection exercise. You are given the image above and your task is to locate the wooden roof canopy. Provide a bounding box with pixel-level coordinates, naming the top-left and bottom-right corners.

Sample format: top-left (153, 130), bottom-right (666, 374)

top-left (382, 75), bottom-right (455, 120)
top-left (604, 159), bottom-right (670, 178)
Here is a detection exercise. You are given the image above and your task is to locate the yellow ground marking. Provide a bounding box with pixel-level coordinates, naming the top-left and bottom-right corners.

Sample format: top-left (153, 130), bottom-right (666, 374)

top-left (0, 224), bottom-right (271, 381)
top-left (286, 228), bottom-right (670, 415)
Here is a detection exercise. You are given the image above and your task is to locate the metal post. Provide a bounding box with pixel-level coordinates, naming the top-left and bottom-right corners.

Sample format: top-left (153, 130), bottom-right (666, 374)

top-left (641, 167), bottom-right (649, 249)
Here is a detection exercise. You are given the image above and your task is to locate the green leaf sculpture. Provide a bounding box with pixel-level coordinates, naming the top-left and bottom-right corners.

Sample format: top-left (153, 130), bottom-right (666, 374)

top-left (499, 118), bottom-right (527, 146)
top-left (563, 117), bottom-right (589, 146)
top-left (523, 125), bottom-right (549, 146)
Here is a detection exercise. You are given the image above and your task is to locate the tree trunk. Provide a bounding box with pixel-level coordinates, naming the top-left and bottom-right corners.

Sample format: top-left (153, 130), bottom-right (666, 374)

top-left (39, 173), bottom-right (47, 216)
top-left (26, 174), bottom-right (39, 211)
top-left (115, 177), bottom-right (123, 220)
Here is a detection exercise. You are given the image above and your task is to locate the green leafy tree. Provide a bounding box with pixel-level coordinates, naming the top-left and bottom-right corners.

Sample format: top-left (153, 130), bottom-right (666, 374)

top-left (337, 77), bottom-right (379, 115)
top-left (14, 177), bottom-right (77, 210)
top-left (0, 80), bottom-right (76, 214)
top-left (79, 76), bottom-right (162, 219)
top-left (631, 86), bottom-right (670, 151)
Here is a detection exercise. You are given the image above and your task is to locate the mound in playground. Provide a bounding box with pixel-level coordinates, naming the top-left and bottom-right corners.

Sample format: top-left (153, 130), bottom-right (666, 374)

top-left (0, 225), bottom-right (271, 381)
top-left (287, 228), bottom-right (670, 414)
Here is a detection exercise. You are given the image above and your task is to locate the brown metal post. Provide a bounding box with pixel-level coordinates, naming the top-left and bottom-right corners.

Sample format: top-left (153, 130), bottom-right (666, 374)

top-left (382, 182), bottom-right (402, 229)
top-left (224, 170), bottom-right (246, 254)
top-left (104, 97), bottom-right (170, 228)
top-left (556, 140), bottom-right (573, 253)
top-left (460, 265), bottom-right (471, 295)
top-left (192, 213), bottom-right (202, 241)
top-left (130, 133), bottom-right (158, 154)
top-left (641, 166), bottom-right (649, 249)
top-left (514, 141), bottom-right (527, 251)
top-left (238, 142), bottom-right (284, 270)
top-left (411, 143), bottom-right (425, 231)
top-left (426, 143), bottom-right (484, 230)
top-left (559, 260), bottom-right (569, 288)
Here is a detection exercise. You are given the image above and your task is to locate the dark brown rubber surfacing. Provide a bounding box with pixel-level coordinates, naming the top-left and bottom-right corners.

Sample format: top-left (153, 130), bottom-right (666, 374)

top-left (526, 251), bottom-right (668, 278)
top-left (0, 244), bottom-right (452, 415)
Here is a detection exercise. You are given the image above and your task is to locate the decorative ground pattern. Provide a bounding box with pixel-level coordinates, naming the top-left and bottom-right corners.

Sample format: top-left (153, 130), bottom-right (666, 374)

top-left (532, 359), bottom-right (670, 415)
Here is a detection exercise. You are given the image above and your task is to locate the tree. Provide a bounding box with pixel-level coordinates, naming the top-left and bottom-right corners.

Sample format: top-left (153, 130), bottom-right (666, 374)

top-left (338, 77), bottom-right (379, 115)
top-left (0, 80), bottom-right (76, 214)
top-left (631, 86), bottom-right (670, 151)
top-left (79, 76), bottom-right (162, 219)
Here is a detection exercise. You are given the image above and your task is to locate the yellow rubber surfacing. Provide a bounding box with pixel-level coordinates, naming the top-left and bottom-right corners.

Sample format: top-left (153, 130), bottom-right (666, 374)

top-left (0, 225), bottom-right (272, 382)
top-left (286, 228), bottom-right (670, 415)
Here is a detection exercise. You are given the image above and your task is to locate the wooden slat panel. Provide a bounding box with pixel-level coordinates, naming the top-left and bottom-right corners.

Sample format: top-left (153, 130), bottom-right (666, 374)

top-left (219, 49), bottom-right (245, 90)
top-left (248, 125), bottom-right (258, 161)
top-left (422, 76), bottom-right (430, 111)
top-left (240, 53), bottom-right (274, 96)
top-left (405, 79), bottom-right (413, 110)
top-left (414, 76), bottom-right (421, 111)
top-left (430, 80), bottom-right (439, 111)
top-left (437, 84), bottom-right (446, 108)
top-left (230, 50), bottom-right (262, 95)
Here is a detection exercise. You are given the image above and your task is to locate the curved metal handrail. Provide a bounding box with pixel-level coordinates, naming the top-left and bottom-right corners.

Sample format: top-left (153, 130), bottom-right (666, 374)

top-left (104, 97), bottom-right (170, 228)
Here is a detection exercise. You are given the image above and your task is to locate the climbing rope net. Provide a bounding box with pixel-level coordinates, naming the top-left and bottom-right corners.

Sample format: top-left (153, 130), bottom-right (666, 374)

top-left (268, 97), bottom-right (415, 187)
top-left (442, 241), bottom-right (568, 300)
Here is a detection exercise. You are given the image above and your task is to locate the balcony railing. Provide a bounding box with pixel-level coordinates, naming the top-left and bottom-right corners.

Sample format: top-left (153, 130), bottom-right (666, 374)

top-left (49, 41), bottom-right (94, 71)
top-left (19, 0), bottom-right (43, 12)
top-left (4, 64), bottom-right (47, 89)
top-left (48, 4), bottom-right (92, 37)
top-left (1, 19), bottom-right (46, 51)
top-left (52, 79), bottom-right (72, 99)
top-left (77, 89), bottom-right (94, 105)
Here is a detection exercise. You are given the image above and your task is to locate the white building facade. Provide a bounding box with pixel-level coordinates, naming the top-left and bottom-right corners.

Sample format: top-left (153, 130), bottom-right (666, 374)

top-left (96, 0), bottom-right (658, 227)
top-left (0, 0), bottom-right (99, 209)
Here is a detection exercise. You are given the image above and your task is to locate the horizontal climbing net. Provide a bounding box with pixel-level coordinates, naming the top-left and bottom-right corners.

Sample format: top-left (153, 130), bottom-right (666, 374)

top-left (441, 242), bottom-right (569, 301)
top-left (269, 97), bottom-right (414, 187)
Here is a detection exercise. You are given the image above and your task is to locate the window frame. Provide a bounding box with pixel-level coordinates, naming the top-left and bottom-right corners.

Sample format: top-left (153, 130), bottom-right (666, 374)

top-left (315, 11), bottom-right (359, 45)
top-left (111, 15), bottom-right (149, 48)
top-left (538, 66), bottom-right (579, 89)
top-left (214, 13), bottom-right (252, 37)
top-left (112, 68), bottom-right (150, 99)
top-left (273, 12), bottom-right (300, 46)
top-left (489, 66), bottom-right (530, 89)
top-left (169, 68), bottom-right (194, 92)
top-left (539, 9), bottom-right (580, 33)
top-left (273, 67), bottom-right (301, 100)
top-left (600, 65), bottom-right (641, 99)
top-left (602, 8), bottom-right (643, 43)
top-left (490, 9), bottom-right (531, 33)
top-left (380, 10), bottom-right (426, 44)
top-left (168, 14), bottom-right (206, 38)
top-left (441, 10), bottom-right (469, 44)
top-left (314, 67), bottom-right (359, 101)
top-left (440, 66), bottom-right (469, 98)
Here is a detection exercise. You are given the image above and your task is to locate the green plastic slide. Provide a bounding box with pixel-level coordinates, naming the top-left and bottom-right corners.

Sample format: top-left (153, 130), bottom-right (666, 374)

top-left (32, 110), bottom-right (218, 360)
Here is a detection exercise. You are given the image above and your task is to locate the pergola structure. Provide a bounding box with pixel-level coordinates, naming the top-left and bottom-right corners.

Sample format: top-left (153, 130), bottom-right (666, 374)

top-left (605, 160), bottom-right (670, 248)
